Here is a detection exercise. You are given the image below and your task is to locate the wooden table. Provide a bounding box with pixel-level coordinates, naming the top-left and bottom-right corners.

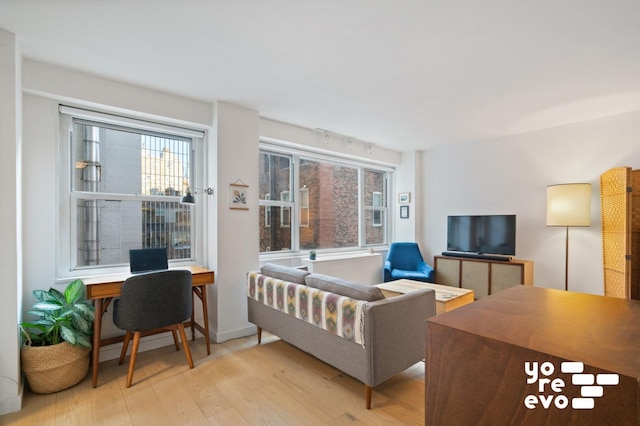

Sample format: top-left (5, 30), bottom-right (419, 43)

top-left (375, 280), bottom-right (474, 315)
top-left (425, 286), bottom-right (640, 425)
top-left (83, 266), bottom-right (215, 388)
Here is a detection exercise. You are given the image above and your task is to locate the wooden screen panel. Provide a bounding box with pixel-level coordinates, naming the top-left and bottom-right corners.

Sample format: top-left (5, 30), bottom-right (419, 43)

top-left (632, 170), bottom-right (640, 299)
top-left (491, 263), bottom-right (523, 294)
top-left (434, 257), bottom-right (461, 287)
top-left (461, 261), bottom-right (489, 298)
top-left (600, 167), bottom-right (631, 299)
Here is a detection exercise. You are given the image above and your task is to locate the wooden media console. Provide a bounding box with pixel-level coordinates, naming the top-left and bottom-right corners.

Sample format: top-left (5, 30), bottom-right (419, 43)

top-left (434, 254), bottom-right (533, 299)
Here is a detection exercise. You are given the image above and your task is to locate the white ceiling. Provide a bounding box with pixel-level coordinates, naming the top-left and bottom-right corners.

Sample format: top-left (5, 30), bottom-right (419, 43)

top-left (1, 0), bottom-right (639, 151)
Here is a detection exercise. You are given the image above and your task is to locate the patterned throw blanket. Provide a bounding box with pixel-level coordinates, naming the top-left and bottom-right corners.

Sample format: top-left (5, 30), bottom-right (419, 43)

top-left (247, 272), bottom-right (367, 348)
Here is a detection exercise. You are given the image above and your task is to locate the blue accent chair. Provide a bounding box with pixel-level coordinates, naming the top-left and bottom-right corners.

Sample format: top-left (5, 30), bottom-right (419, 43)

top-left (383, 242), bottom-right (435, 283)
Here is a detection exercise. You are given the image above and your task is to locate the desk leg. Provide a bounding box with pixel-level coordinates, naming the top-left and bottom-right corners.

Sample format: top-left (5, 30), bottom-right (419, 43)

top-left (200, 285), bottom-right (211, 355)
top-left (190, 291), bottom-right (196, 341)
top-left (190, 285), bottom-right (211, 356)
top-left (92, 298), bottom-right (103, 388)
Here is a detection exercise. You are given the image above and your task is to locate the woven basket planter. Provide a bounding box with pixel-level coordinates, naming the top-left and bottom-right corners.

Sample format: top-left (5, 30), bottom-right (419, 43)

top-left (21, 342), bottom-right (90, 394)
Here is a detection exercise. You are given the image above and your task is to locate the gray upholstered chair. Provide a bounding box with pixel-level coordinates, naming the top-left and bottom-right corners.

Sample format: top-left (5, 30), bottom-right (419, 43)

top-left (113, 270), bottom-right (194, 387)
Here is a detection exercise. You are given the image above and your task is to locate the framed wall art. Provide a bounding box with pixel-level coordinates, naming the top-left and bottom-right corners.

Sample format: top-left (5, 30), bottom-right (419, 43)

top-left (230, 181), bottom-right (249, 210)
top-left (399, 192), bottom-right (411, 204)
top-left (400, 205), bottom-right (409, 219)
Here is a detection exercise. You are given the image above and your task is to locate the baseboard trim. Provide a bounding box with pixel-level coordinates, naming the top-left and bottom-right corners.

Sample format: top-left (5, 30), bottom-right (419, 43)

top-left (99, 333), bottom-right (176, 362)
top-left (213, 324), bottom-right (257, 343)
top-left (0, 381), bottom-right (23, 416)
top-left (99, 324), bottom-right (259, 361)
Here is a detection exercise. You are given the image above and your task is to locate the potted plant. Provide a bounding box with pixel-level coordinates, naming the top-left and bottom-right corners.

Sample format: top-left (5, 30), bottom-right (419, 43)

top-left (309, 250), bottom-right (317, 260)
top-left (19, 279), bottom-right (95, 394)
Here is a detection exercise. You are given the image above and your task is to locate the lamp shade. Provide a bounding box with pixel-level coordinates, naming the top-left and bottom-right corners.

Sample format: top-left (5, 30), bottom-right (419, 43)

top-left (180, 191), bottom-right (195, 205)
top-left (546, 183), bottom-right (591, 227)
top-left (180, 187), bottom-right (213, 204)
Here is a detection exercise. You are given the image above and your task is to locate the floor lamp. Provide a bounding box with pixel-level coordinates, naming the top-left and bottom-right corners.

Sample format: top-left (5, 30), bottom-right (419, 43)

top-left (546, 183), bottom-right (592, 291)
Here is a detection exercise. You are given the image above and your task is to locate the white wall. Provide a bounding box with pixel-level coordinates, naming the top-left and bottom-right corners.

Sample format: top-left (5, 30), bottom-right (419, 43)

top-left (0, 29), bottom-right (23, 416)
top-left (260, 118), bottom-right (400, 166)
top-left (422, 109), bottom-right (640, 295)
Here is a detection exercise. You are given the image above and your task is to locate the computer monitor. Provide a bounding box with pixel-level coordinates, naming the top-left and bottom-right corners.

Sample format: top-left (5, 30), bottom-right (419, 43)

top-left (129, 248), bottom-right (168, 273)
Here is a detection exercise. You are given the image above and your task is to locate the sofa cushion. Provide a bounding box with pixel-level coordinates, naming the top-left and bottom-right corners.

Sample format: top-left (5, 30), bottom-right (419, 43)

top-left (305, 273), bottom-right (384, 302)
top-left (260, 263), bottom-right (310, 284)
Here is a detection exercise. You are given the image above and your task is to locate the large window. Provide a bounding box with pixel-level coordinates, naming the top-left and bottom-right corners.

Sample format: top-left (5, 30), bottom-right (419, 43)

top-left (259, 145), bottom-right (391, 253)
top-left (59, 106), bottom-right (204, 273)
top-left (259, 152), bottom-right (292, 252)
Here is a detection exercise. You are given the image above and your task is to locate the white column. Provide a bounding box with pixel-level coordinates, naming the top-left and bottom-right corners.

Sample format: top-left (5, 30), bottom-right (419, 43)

top-left (208, 101), bottom-right (260, 342)
top-left (395, 150), bottom-right (422, 242)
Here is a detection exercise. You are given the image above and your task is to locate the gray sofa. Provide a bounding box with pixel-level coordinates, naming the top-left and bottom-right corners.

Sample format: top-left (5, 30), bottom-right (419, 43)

top-left (247, 263), bottom-right (436, 409)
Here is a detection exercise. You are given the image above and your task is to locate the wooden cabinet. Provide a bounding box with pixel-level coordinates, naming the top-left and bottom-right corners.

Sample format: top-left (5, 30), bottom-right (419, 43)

top-left (434, 255), bottom-right (533, 298)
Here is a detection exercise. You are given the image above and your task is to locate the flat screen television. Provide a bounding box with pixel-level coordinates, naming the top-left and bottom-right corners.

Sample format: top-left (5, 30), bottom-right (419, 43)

top-left (447, 215), bottom-right (516, 256)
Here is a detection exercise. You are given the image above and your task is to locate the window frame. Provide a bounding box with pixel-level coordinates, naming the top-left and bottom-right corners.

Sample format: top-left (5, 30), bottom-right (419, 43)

top-left (259, 141), bottom-right (392, 256)
top-left (299, 186), bottom-right (310, 227)
top-left (280, 190), bottom-right (291, 227)
top-left (371, 191), bottom-right (383, 227)
top-left (57, 106), bottom-right (206, 279)
top-left (264, 193), bottom-right (271, 227)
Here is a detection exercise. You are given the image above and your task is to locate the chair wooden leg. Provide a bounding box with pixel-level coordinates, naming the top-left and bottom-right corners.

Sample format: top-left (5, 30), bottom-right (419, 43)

top-left (365, 385), bottom-right (372, 409)
top-left (257, 326), bottom-right (262, 344)
top-left (176, 323), bottom-right (194, 369)
top-left (119, 331), bottom-right (132, 365)
top-left (171, 329), bottom-right (180, 351)
top-left (126, 331), bottom-right (141, 388)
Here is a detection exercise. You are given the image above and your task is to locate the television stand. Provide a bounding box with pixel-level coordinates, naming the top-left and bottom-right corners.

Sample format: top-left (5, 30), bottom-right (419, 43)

top-left (434, 255), bottom-right (533, 299)
top-left (441, 251), bottom-right (512, 262)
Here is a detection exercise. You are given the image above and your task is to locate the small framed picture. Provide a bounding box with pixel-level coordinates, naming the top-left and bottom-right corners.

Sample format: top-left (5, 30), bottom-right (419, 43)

top-left (230, 183), bottom-right (249, 210)
top-left (398, 192), bottom-right (411, 204)
top-left (400, 205), bottom-right (409, 219)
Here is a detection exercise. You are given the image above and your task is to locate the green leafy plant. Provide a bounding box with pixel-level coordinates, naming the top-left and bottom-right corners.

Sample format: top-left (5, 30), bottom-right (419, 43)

top-left (20, 279), bottom-right (95, 348)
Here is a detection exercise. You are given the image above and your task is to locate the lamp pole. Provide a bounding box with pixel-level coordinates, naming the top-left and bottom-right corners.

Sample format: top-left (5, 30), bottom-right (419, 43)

top-left (564, 226), bottom-right (569, 291)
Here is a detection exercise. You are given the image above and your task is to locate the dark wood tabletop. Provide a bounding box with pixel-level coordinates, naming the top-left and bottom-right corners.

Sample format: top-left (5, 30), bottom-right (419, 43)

top-left (425, 285), bottom-right (640, 425)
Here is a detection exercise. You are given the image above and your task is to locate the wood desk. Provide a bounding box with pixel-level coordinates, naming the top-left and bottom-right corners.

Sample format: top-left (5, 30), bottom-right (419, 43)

top-left (425, 286), bottom-right (640, 425)
top-left (83, 266), bottom-right (215, 388)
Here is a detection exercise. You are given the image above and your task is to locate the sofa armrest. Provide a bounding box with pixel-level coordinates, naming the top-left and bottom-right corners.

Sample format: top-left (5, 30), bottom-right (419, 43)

top-left (364, 289), bottom-right (436, 386)
top-left (418, 261), bottom-right (435, 282)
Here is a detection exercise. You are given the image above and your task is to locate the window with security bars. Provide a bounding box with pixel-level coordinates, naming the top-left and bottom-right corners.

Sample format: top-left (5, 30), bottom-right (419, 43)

top-left (62, 108), bottom-right (200, 270)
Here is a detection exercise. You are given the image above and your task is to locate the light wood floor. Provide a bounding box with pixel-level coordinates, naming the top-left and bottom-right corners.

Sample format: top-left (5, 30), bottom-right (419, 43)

top-left (1, 332), bottom-right (425, 425)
